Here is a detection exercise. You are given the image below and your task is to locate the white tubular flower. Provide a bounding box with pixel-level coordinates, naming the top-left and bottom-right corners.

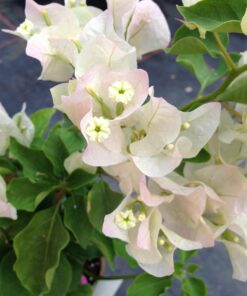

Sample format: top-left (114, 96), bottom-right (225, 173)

top-left (85, 116), bottom-right (111, 143)
top-left (115, 210), bottom-right (137, 230)
top-left (16, 19), bottom-right (34, 39)
top-left (108, 81), bottom-right (135, 105)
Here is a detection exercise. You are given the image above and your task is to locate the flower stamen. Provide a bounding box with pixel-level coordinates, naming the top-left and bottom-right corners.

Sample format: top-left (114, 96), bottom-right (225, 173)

top-left (115, 210), bottom-right (137, 230)
top-left (85, 116), bottom-right (111, 143)
top-left (109, 81), bottom-right (135, 105)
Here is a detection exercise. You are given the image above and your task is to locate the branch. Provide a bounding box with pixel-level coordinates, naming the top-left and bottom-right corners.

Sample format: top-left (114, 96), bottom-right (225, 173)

top-left (180, 64), bottom-right (247, 111)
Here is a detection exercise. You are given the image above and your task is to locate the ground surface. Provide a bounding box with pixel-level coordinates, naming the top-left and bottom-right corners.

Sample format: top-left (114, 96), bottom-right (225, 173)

top-left (1, 0), bottom-right (247, 295)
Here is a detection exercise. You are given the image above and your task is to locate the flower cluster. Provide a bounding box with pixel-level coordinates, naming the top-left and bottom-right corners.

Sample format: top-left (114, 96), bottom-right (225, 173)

top-left (4, 0), bottom-right (247, 283)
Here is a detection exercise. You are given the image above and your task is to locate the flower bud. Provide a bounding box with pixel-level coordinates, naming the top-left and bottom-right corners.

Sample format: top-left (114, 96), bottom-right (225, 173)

top-left (165, 143), bottom-right (175, 151)
top-left (181, 121), bottom-right (191, 130)
top-left (138, 212), bottom-right (146, 222)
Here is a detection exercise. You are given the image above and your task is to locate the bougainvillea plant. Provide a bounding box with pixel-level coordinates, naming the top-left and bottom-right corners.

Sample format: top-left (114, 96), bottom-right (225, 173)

top-left (1, 0), bottom-right (247, 295)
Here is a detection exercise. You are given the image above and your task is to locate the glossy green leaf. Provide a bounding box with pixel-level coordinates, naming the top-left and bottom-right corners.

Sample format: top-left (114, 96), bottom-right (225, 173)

top-left (64, 195), bottom-right (93, 248)
top-left (9, 138), bottom-right (56, 184)
top-left (178, 0), bottom-right (247, 33)
top-left (168, 25), bottom-right (228, 56)
top-left (127, 273), bottom-right (172, 296)
top-left (217, 75), bottom-right (247, 104)
top-left (0, 157), bottom-right (17, 175)
top-left (91, 231), bottom-right (115, 270)
top-left (176, 54), bottom-right (230, 91)
top-left (59, 126), bottom-right (85, 154)
top-left (43, 125), bottom-right (69, 177)
top-left (14, 207), bottom-right (70, 295)
top-left (184, 149), bottom-right (211, 163)
top-left (68, 262), bottom-right (83, 294)
top-left (30, 108), bottom-right (55, 148)
top-left (66, 170), bottom-right (96, 191)
top-left (65, 242), bottom-right (101, 263)
top-left (6, 211), bottom-right (32, 239)
top-left (0, 252), bottom-right (30, 296)
top-left (87, 181), bottom-right (122, 232)
top-left (182, 277), bottom-right (207, 296)
top-left (7, 177), bottom-right (53, 212)
top-left (68, 285), bottom-right (93, 296)
top-left (44, 254), bottom-right (72, 296)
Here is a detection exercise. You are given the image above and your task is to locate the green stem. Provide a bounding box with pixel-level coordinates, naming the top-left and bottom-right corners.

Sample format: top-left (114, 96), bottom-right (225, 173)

top-left (180, 64), bottom-right (247, 111)
top-left (221, 102), bottom-right (242, 120)
top-left (213, 32), bottom-right (237, 71)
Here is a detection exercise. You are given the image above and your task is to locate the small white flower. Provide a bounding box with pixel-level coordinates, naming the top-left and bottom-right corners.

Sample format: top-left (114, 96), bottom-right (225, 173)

top-left (109, 81), bottom-right (135, 105)
top-left (85, 116), bottom-right (111, 143)
top-left (16, 19), bottom-right (34, 38)
top-left (115, 210), bottom-right (137, 230)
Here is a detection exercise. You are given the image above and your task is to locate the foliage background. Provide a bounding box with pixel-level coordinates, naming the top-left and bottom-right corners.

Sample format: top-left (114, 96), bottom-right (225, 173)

top-left (0, 0), bottom-right (247, 294)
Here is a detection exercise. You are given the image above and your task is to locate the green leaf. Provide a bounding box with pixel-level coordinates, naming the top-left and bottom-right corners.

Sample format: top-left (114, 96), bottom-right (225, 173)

top-left (65, 242), bottom-right (101, 263)
top-left (30, 108), bottom-right (55, 148)
top-left (9, 138), bottom-right (56, 184)
top-left (174, 261), bottom-right (185, 277)
top-left (167, 25), bottom-right (228, 56)
top-left (43, 125), bottom-right (69, 177)
top-left (68, 261), bottom-right (83, 293)
top-left (127, 273), bottom-right (172, 296)
top-left (64, 195), bottom-right (93, 248)
top-left (66, 170), bottom-right (96, 191)
top-left (91, 231), bottom-right (115, 270)
top-left (44, 254), bottom-right (72, 296)
top-left (14, 207), bottom-right (70, 295)
top-left (6, 211), bottom-right (32, 239)
top-left (7, 177), bottom-right (53, 212)
top-left (187, 264), bottom-right (200, 274)
top-left (113, 239), bottom-right (138, 268)
top-left (0, 157), bottom-right (17, 175)
top-left (59, 126), bottom-right (85, 154)
top-left (182, 277), bottom-right (207, 296)
top-left (178, 0), bottom-right (247, 33)
top-left (0, 252), bottom-right (29, 296)
top-left (68, 285), bottom-right (93, 296)
top-left (179, 250), bottom-right (198, 263)
top-left (87, 181), bottom-right (122, 232)
top-left (184, 149), bottom-right (211, 163)
top-left (217, 75), bottom-right (247, 104)
top-left (176, 54), bottom-right (230, 91)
